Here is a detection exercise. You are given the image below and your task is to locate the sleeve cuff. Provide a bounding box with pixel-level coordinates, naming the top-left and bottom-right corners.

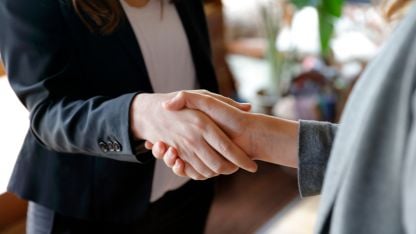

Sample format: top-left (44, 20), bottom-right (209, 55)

top-left (297, 120), bottom-right (338, 197)
top-left (93, 92), bottom-right (153, 164)
top-left (132, 139), bottom-right (155, 164)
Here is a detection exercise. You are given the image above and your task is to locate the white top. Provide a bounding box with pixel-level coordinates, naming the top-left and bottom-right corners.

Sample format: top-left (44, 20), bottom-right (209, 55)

top-left (121, 0), bottom-right (193, 202)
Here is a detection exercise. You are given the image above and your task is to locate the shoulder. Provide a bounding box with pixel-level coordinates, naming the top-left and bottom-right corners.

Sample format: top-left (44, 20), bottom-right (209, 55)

top-left (0, 0), bottom-right (63, 9)
top-left (0, 0), bottom-right (63, 17)
top-left (0, 0), bottom-right (66, 29)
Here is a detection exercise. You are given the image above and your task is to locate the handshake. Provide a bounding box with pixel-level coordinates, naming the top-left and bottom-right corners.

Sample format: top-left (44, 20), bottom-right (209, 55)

top-left (130, 90), bottom-right (299, 180)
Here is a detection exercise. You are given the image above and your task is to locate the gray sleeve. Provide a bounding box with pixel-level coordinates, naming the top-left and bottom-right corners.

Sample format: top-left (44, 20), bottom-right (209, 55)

top-left (297, 120), bottom-right (338, 197)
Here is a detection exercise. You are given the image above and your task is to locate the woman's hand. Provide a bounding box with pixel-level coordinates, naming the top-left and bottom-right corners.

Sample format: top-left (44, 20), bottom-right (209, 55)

top-left (130, 91), bottom-right (258, 180)
top-left (143, 91), bottom-right (257, 178)
top-left (146, 90), bottom-right (300, 179)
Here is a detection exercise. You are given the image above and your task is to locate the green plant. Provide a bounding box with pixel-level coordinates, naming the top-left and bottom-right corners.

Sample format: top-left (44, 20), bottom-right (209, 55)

top-left (260, 2), bottom-right (298, 96)
top-left (260, 3), bottom-right (282, 95)
top-left (291, 0), bottom-right (344, 56)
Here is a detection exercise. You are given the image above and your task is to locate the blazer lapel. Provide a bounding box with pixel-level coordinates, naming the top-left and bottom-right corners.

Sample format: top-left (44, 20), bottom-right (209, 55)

top-left (174, 0), bottom-right (219, 93)
top-left (115, 15), bottom-right (154, 92)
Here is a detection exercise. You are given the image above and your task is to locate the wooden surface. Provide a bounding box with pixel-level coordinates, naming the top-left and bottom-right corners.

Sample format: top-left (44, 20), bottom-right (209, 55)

top-left (0, 219), bottom-right (25, 234)
top-left (0, 193), bottom-right (27, 232)
top-left (205, 1), bottom-right (237, 97)
top-left (205, 162), bottom-right (299, 234)
top-left (0, 62), bottom-right (5, 77)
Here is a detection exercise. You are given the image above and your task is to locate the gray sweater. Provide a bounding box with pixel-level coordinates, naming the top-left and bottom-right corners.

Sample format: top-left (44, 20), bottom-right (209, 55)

top-left (297, 3), bottom-right (416, 234)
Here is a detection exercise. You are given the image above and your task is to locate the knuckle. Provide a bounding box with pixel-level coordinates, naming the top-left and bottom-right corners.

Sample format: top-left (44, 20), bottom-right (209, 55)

top-left (199, 89), bottom-right (209, 94)
top-left (193, 117), bottom-right (207, 131)
top-left (178, 152), bottom-right (190, 162)
top-left (177, 90), bottom-right (187, 98)
top-left (212, 162), bottom-right (227, 174)
top-left (203, 96), bottom-right (215, 105)
top-left (183, 137), bottom-right (198, 147)
top-left (218, 142), bottom-right (233, 155)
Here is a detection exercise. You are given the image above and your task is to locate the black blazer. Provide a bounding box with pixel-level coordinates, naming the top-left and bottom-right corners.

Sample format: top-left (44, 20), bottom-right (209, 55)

top-left (0, 0), bottom-right (218, 222)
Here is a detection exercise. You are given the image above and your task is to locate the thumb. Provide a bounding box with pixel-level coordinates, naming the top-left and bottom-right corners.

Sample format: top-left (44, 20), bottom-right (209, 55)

top-left (239, 103), bottom-right (252, 112)
top-left (163, 92), bottom-right (187, 111)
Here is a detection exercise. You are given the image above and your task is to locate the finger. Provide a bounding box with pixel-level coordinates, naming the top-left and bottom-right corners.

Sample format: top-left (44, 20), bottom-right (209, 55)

top-left (194, 90), bottom-right (252, 112)
top-left (204, 124), bottom-right (258, 173)
top-left (172, 155), bottom-right (220, 180)
top-left (167, 92), bottom-right (244, 135)
top-left (152, 142), bottom-right (167, 159)
top-left (181, 162), bottom-right (208, 181)
top-left (163, 147), bottom-right (178, 168)
top-left (195, 139), bottom-right (239, 175)
top-left (172, 159), bottom-right (186, 177)
top-left (145, 141), bottom-right (153, 150)
top-left (179, 149), bottom-right (218, 179)
top-left (237, 103), bottom-right (251, 112)
top-left (163, 92), bottom-right (187, 110)
top-left (164, 91), bottom-right (251, 112)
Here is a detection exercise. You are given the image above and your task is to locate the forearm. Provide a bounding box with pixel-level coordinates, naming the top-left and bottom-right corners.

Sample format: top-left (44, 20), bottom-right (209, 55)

top-left (246, 115), bottom-right (338, 197)
top-left (30, 93), bottom-right (143, 162)
top-left (0, 0), bottom-right (143, 162)
top-left (247, 113), bottom-right (299, 168)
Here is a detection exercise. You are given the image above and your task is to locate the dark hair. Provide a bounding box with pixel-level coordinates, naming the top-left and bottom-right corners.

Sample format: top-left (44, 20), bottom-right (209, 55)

top-left (72, 0), bottom-right (178, 35)
top-left (72, 0), bottom-right (124, 35)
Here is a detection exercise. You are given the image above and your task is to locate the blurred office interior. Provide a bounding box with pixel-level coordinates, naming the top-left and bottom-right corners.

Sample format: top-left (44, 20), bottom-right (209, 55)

top-left (0, 0), bottom-right (391, 233)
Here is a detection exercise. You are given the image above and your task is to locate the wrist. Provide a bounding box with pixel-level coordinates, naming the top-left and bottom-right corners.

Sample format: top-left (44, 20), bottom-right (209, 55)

top-left (248, 114), bottom-right (299, 168)
top-left (243, 112), bottom-right (261, 157)
top-left (130, 93), bottom-right (151, 140)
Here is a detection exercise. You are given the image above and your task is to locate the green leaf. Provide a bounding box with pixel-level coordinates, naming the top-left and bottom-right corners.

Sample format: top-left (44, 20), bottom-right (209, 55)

top-left (291, 0), bottom-right (314, 9)
top-left (318, 8), bottom-right (335, 56)
top-left (322, 0), bottom-right (344, 17)
top-left (290, 0), bottom-right (344, 57)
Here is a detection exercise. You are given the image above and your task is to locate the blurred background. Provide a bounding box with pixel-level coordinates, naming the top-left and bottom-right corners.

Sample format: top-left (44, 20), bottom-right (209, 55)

top-left (0, 0), bottom-right (392, 233)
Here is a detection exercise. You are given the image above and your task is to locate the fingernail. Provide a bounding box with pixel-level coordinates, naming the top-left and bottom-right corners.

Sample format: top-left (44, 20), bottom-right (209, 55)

top-left (249, 163), bottom-right (258, 173)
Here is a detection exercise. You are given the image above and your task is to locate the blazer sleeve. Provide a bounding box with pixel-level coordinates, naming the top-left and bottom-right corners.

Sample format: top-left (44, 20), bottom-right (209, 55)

top-left (297, 120), bottom-right (338, 197)
top-left (0, 0), bottom-right (147, 163)
top-left (403, 92), bottom-right (416, 233)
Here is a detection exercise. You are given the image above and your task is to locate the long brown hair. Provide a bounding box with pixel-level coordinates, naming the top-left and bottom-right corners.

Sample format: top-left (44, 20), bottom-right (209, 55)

top-left (72, 0), bottom-right (176, 35)
top-left (72, 0), bottom-right (124, 35)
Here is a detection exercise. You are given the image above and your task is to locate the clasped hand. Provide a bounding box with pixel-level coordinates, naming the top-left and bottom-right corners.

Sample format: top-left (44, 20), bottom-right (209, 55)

top-left (131, 90), bottom-right (258, 180)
